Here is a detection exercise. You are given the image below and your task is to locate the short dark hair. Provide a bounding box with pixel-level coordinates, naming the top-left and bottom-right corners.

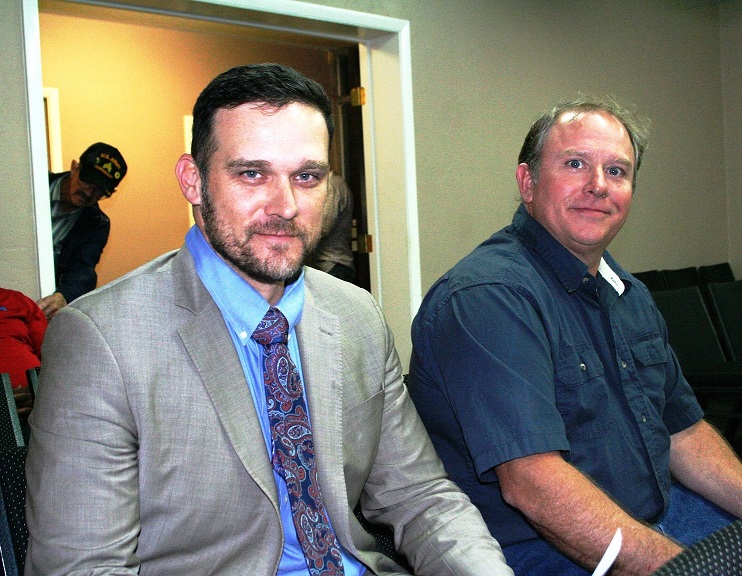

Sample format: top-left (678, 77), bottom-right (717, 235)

top-left (190, 63), bottom-right (334, 177)
top-left (518, 96), bottom-right (651, 190)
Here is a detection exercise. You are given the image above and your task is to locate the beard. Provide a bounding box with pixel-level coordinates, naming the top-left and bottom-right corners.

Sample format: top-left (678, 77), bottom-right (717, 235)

top-left (200, 180), bottom-right (320, 284)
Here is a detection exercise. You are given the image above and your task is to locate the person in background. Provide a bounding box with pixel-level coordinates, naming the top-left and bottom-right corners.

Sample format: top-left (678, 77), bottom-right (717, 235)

top-left (0, 287), bottom-right (47, 422)
top-left (408, 96), bottom-right (742, 576)
top-left (25, 63), bottom-right (514, 576)
top-left (306, 170), bottom-right (356, 282)
top-left (37, 142), bottom-right (127, 319)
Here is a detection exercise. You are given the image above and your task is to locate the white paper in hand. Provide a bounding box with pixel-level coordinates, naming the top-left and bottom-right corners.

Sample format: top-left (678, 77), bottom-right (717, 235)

top-left (592, 528), bottom-right (622, 576)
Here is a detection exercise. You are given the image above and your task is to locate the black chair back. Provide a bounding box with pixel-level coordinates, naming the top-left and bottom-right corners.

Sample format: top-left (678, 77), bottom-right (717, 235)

top-left (632, 270), bottom-right (668, 292)
top-left (708, 280), bottom-right (742, 363)
top-left (651, 287), bottom-right (727, 371)
top-left (699, 262), bottom-right (735, 285)
top-left (0, 448), bottom-right (27, 576)
top-left (653, 519), bottom-right (742, 575)
top-left (0, 487), bottom-right (19, 576)
top-left (662, 266), bottom-right (703, 290)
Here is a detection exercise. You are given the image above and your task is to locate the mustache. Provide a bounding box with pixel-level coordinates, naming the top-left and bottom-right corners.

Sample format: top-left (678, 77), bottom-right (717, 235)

top-left (249, 219), bottom-right (304, 237)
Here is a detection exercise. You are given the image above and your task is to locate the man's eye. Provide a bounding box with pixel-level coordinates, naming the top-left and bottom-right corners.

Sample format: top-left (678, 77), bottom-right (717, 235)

top-left (568, 159), bottom-right (583, 169)
top-left (244, 170), bottom-right (259, 178)
top-left (296, 173), bottom-right (317, 183)
top-left (608, 167), bottom-right (626, 177)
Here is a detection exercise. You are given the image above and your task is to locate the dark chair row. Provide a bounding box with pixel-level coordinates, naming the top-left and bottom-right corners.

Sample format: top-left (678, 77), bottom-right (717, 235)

top-left (650, 284), bottom-right (742, 444)
top-left (635, 262), bottom-right (737, 361)
top-left (634, 262), bottom-right (735, 293)
top-left (0, 372), bottom-right (31, 576)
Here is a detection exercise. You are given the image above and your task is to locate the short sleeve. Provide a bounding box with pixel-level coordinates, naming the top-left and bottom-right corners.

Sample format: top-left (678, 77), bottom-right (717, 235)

top-left (424, 283), bottom-right (570, 480)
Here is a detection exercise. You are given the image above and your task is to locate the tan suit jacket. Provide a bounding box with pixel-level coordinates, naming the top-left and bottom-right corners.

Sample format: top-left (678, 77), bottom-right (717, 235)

top-left (25, 247), bottom-right (512, 575)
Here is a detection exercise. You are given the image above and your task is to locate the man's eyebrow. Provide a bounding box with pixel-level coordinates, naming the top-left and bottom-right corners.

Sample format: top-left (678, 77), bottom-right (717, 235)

top-left (223, 159), bottom-right (330, 172)
top-left (225, 159), bottom-right (271, 171)
top-left (297, 161), bottom-right (331, 172)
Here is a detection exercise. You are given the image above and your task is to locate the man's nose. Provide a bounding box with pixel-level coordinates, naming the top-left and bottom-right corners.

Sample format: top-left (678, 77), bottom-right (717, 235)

top-left (265, 178), bottom-right (299, 219)
top-left (587, 168), bottom-right (608, 197)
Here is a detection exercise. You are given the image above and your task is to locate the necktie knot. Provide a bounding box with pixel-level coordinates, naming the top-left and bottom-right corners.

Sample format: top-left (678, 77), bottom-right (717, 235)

top-left (252, 307), bottom-right (289, 347)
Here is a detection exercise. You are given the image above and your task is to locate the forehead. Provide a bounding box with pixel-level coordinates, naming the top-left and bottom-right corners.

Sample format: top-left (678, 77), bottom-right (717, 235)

top-left (546, 110), bottom-right (633, 157)
top-left (212, 102), bottom-right (328, 150)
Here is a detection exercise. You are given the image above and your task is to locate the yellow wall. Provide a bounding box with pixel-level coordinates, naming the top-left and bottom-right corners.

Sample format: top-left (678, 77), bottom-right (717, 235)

top-left (40, 12), bottom-right (334, 286)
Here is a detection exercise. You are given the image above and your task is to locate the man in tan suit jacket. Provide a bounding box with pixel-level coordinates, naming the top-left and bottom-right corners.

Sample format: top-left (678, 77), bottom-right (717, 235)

top-left (25, 64), bottom-right (513, 576)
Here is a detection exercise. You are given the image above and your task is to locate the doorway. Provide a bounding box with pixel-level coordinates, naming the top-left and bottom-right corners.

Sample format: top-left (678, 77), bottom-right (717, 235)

top-left (21, 0), bottom-right (421, 361)
top-left (38, 2), bottom-right (372, 292)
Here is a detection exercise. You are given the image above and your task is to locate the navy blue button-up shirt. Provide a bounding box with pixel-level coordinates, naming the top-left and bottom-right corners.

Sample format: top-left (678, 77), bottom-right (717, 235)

top-left (408, 205), bottom-right (703, 548)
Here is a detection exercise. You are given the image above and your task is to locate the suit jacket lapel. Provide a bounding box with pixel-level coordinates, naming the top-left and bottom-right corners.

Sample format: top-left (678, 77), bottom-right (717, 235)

top-left (297, 289), bottom-right (353, 547)
top-left (173, 248), bottom-right (279, 508)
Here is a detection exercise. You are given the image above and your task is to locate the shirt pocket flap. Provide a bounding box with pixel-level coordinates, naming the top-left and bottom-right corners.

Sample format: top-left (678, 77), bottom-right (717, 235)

top-left (555, 346), bottom-right (604, 388)
top-left (630, 337), bottom-right (667, 367)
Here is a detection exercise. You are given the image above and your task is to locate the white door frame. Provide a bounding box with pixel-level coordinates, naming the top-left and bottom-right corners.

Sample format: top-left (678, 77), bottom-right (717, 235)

top-left (23, 0), bottom-right (422, 360)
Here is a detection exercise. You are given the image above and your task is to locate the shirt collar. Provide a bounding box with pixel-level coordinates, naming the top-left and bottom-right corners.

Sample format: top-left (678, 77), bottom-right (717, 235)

top-left (598, 257), bottom-right (625, 295)
top-left (185, 225), bottom-right (304, 346)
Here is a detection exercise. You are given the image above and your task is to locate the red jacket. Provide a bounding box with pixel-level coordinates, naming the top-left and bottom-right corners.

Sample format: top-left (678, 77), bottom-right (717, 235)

top-left (0, 288), bottom-right (47, 388)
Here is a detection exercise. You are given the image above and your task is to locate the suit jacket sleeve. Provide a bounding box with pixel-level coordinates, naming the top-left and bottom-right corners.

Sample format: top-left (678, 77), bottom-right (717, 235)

top-left (304, 271), bottom-right (513, 576)
top-left (26, 303), bottom-right (141, 575)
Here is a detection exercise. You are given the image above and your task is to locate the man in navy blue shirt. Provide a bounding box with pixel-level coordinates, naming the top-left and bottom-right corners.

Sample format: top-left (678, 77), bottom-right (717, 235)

top-left (38, 142), bottom-right (127, 319)
top-left (408, 97), bottom-right (742, 576)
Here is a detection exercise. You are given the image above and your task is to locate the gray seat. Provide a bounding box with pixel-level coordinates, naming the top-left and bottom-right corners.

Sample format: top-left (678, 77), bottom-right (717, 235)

top-left (0, 376), bottom-right (23, 451)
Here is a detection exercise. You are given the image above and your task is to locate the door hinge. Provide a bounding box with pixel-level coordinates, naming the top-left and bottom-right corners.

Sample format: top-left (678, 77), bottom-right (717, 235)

top-left (354, 234), bottom-right (373, 253)
top-left (350, 86), bottom-right (366, 107)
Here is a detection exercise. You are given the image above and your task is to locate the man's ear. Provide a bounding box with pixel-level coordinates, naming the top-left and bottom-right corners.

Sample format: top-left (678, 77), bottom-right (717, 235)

top-left (175, 154), bottom-right (202, 206)
top-left (515, 163), bottom-right (534, 204)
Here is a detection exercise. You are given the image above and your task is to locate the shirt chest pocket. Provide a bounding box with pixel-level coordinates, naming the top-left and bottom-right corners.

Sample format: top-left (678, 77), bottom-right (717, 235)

top-left (629, 337), bottom-right (669, 410)
top-left (554, 346), bottom-right (613, 441)
top-left (555, 346), bottom-right (605, 388)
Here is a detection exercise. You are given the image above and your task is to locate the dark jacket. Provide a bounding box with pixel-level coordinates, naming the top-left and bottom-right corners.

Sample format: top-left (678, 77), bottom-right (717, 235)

top-left (49, 172), bottom-right (110, 303)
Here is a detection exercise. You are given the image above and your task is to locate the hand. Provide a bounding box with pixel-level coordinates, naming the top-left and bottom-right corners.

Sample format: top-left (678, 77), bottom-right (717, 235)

top-left (13, 386), bottom-right (33, 425)
top-left (37, 292), bottom-right (67, 320)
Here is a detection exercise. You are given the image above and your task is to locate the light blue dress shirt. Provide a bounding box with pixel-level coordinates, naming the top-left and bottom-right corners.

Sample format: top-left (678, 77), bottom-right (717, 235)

top-left (186, 226), bottom-right (365, 576)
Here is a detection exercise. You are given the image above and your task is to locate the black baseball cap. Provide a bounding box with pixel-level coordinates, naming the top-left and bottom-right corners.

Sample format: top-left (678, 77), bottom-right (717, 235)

top-left (78, 142), bottom-right (127, 192)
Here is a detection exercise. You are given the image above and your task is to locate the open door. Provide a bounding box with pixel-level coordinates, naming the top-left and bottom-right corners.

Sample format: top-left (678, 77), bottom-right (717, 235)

top-left (332, 45), bottom-right (371, 292)
top-left (17, 0), bottom-right (421, 362)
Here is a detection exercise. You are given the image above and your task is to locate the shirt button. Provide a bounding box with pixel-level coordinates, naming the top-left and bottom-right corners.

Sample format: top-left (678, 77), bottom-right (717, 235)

top-left (641, 414), bottom-right (647, 423)
top-left (582, 278), bottom-right (589, 284)
top-left (579, 363), bottom-right (587, 371)
top-left (621, 361), bottom-right (627, 369)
